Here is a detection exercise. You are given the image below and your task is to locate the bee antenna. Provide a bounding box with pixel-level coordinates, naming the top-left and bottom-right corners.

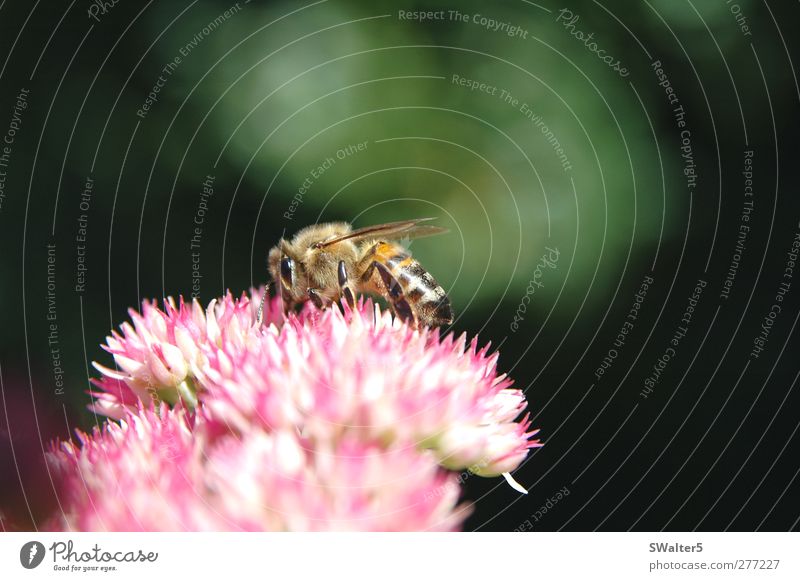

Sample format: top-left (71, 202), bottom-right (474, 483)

top-left (256, 283), bottom-right (270, 327)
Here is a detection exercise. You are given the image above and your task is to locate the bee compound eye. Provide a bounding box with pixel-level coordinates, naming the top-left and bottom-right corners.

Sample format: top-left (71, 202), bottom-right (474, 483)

top-left (280, 257), bottom-right (294, 286)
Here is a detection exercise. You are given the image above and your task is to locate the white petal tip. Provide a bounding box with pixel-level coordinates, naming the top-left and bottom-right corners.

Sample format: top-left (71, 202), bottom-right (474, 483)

top-left (503, 472), bottom-right (528, 494)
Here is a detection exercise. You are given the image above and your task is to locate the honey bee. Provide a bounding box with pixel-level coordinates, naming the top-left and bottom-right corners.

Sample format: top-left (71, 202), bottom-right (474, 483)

top-left (267, 218), bottom-right (453, 327)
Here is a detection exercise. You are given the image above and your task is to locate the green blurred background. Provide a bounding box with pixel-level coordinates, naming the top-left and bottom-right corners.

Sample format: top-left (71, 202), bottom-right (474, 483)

top-left (1, 0), bottom-right (799, 531)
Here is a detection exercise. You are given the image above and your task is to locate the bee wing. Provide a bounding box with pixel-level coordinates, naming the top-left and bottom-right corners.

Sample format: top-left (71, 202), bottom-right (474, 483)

top-left (315, 218), bottom-right (447, 247)
top-left (394, 224), bottom-right (450, 240)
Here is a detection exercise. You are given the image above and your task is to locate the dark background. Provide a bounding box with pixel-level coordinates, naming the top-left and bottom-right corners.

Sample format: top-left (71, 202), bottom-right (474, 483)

top-left (1, 0), bottom-right (799, 531)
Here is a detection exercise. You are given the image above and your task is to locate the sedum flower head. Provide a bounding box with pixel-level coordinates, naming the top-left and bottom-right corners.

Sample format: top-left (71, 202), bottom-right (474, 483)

top-left (49, 406), bottom-right (465, 531)
top-left (52, 289), bottom-right (540, 531)
top-left (198, 298), bottom-right (539, 477)
top-left (90, 290), bottom-right (269, 418)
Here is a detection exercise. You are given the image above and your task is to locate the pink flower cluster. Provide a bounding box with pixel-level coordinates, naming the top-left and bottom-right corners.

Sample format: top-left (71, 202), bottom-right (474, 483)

top-left (49, 290), bottom-right (540, 531)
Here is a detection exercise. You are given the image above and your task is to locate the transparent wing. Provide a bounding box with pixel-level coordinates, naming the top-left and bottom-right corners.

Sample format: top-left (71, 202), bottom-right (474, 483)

top-left (315, 218), bottom-right (448, 248)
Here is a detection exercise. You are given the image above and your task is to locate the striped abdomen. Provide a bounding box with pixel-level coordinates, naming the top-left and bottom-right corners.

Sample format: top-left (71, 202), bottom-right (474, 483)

top-left (362, 242), bottom-right (453, 327)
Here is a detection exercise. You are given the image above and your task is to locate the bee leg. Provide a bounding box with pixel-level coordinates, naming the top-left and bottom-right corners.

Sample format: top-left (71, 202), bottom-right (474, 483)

top-left (372, 261), bottom-right (416, 326)
top-left (337, 260), bottom-right (356, 308)
top-left (307, 288), bottom-right (329, 310)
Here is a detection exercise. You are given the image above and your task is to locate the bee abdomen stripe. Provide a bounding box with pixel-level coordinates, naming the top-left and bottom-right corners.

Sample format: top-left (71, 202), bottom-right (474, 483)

top-left (395, 262), bottom-right (436, 290)
top-left (403, 260), bottom-right (428, 279)
top-left (386, 252), bottom-right (411, 268)
top-left (407, 285), bottom-right (426, 302)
